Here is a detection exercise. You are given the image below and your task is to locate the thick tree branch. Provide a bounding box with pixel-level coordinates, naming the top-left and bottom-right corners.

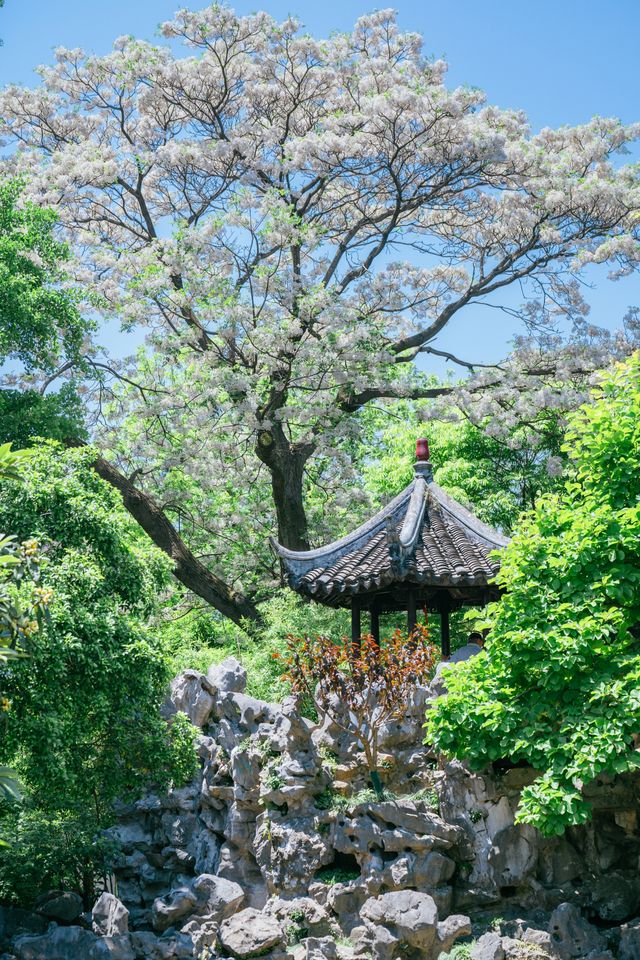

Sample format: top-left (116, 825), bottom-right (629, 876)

top-left (66, 441), bottom-right (262, 627)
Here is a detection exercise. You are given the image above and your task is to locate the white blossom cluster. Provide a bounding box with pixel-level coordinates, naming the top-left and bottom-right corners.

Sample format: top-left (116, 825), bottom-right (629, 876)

top-left (1, 7), bottom-right (639, 592)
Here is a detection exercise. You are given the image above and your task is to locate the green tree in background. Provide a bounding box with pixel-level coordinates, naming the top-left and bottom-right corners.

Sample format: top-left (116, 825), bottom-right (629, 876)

top-left (0, 443), bottom-right (197, 905)
top-left (427, 353), bottom-right (640, 836)
top-left (0, 179), bottom-right (88, 374)
top-left (0, 443), bottom-right (51, 805)
top-left (0, 178), bottom-right (88, 447)
top-left (355, 401), bottom-right (564, 534)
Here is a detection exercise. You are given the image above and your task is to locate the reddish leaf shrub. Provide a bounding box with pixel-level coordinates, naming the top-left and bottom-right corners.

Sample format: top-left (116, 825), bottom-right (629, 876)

top-left (279, 626), bottom-right (437, 797)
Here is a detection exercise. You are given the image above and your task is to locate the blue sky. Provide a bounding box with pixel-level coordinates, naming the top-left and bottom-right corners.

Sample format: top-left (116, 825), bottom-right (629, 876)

top-left (1, 0), bottom-right (639, 368)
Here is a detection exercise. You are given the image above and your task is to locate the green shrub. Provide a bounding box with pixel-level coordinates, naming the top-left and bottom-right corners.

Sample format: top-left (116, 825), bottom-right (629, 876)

top-left (427, 355), bottom-right (640, 836)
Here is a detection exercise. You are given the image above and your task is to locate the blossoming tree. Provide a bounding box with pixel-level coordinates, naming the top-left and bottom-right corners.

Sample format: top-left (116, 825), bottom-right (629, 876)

top-left (1, 7), bottom-right (639, 622)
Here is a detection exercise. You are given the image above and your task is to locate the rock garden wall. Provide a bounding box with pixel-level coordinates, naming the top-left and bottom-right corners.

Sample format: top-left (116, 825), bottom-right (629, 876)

top-left (4, 659), bottom-right (640, 959)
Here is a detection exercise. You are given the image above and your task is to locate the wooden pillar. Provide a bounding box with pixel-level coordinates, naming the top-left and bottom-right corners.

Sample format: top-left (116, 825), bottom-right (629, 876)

top-left (370, 606), bottom-right (380, 644)
top-left (440, 607), bottom-right (451, 659)
top-left (351, 600), bottom-right (361, 647)
top-left (407, 590), bottom-right (417, 636)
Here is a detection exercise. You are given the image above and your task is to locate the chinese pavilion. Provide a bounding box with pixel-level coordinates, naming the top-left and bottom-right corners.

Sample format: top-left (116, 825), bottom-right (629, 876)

top-left (270, 439), bottom-right (509, 657)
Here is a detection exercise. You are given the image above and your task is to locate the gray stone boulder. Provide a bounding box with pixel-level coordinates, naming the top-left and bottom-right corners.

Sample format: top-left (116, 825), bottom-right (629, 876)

top-left (34, 891), bottom-right (84, 924)
top-left (619, 918), bottom-right (640, 960)
top-left (152, 884), bottom-right (198, 932)
top-left (471, 933), bottom-right (505, 960)
top-left (0, 905), bottom-right (46, 949)
top-left (548, 903), bottom-right (607, 959)
top-left (358, 890), bottom-right (470, 959)
top-left (360, 891), bottom-right (439, 949)
top-left (14, 924), bottom-right (134, 960)
top-left (92, 893), bottom-right (129, 937)
top-left (191, 873), bottom-right (244, 919)
top-left (266, 896), bottom-right (336, 940)
top-left (207, 656), bottom-right (247, 694)
top-left (487, 824), bottom-right (538, 887)
top-left (218, 907), bottom-right (284, 958)
top-left (130, 930), bottom-right (195, 959)
top-left (166, 670), bottom-right (215, 727)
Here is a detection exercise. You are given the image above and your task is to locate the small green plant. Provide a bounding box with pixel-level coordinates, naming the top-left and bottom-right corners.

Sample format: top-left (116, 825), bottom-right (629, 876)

top-left (404, 786), bottom-right (439, 810)
top-left (261, 756), bottom-right (285, 792)
top-left (315, 865), bottom-right (361, 886)
top-left (469, 808), bottom-right (483, 823)
top-left (318, 744), bottom-right (340, 773)
top-left (285, 908), bottom-right (308, 946)
top-left (314, 787), bottom-right (337, 810)
top-left (439, 943), bottom-right (475, 960)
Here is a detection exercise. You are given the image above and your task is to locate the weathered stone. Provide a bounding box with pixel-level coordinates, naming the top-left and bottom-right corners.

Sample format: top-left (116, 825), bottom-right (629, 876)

top-left (168, 670), bottom-right (215, 727)
top-left (218, 907), bottom-right (284, 958)
top-left (585, 870), bottom-right (640, 923)
top-left (34, 891), bottom-right (84, 924)
top-left (619, 918), bottom-right (640, 960)
top-left (0, 905), bottom-right (46, 948)
top-left (266, 897), bottom-right (335, 940)
top-left (435, 915), bottom-right (472, 956)
top-left (290, 936), bottom-right (338, 960)
top-left (548, 903), bottom-right (606, 959)
top-left (130, 930), bottom-right (195, 959)
top-left (208, 657), bottom-right (247, 694)
top-left (14, 925), bottom-right (135, 960)
top-left (471, 932), bottom-right (505, 960)
top-left (151, 884), bottom-right (198, 932)
top-left (488, 824), bottom-right (538, 886)
top-left (192, 873), bottom-right (245, 919)
top-left (92, 893), bottom-right (129, 937)
top-left (360, 891), bottom-right (438, 949)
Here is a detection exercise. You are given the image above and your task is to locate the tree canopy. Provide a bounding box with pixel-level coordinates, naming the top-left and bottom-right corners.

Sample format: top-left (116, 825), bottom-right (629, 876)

top-left (0, 443), bottom-right (197, 903)
top-left (0, 9), bottom-right (639, 623)
top-left (426, 352), bottom-right (640, 835)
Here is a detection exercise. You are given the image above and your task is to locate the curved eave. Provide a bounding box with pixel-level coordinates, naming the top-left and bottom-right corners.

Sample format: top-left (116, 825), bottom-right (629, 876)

top-left (270, 474), bottom-right (511, 586)
top-left (269, 480), bottom-right (415, 581)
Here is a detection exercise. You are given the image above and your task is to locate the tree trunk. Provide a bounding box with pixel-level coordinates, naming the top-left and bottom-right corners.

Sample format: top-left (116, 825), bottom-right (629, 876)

top-left (66, 441), bottom-right (263, 627)
top-left (255, 426), bottom-right (313, 550)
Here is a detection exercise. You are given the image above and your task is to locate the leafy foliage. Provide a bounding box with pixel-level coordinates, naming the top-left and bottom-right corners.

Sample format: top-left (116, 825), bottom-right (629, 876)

top-left (0, 443), bottom-right (198, 902)
top-left (427, 354), bottom-right (640, 835)
top-left (0, 387), bottom-right (86, 448)
top-left (357, 401), bottom-right (565, 533)
top-left (281, 627), bottom-right (437, 797)
top-left (0, 806), bottom-right (120, 907)
top-left (0, 443), bottom-right (53, 804)
top-left (0, 179), bottom-right (89, 372)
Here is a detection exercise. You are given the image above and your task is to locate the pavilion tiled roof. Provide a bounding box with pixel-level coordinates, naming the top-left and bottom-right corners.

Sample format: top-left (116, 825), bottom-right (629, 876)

top-left (271, 461), bottom-right (510, 606)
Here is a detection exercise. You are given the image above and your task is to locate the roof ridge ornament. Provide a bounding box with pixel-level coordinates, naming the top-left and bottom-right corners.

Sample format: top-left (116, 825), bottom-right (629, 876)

top-left (414, 437), bottom-right (433, 482)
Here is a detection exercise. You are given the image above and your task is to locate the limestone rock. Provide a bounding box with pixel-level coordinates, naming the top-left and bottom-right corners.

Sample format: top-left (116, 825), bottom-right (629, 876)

top-left (218, 907), bottom-right (284, 958)
top-left (471, 933), bottom-right (505, 960)
top-left (130, 930), bottom-right (195, 959)
top-left (207, 657), bottom-right (247, 694)
top-left (92, 893), bottom-right (129, 937)
top-left (191, 873), bottom-right (244, 920)
top-left (360, 890), bottom-right (439, 949)
top-left (14, 925), bottom-right (134, 960)
top-left (266, 896), bottom-right (336, 940)
top-left (151, 884), bottom-right (198, 932)
top-left (168, 670), bottom-right (215, 727)
top-left (34, 891), bottom-right (84, 924)
top-left (0, 905), bottom-right (46, 949)
top-left (548, 903), bottom-right (606, 959)
top-left (619, 918), bottom-right (640, 960)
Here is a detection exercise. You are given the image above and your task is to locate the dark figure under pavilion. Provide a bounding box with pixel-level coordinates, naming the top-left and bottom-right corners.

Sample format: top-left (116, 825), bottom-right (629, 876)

top-left (271, 439), bottom-right (509, 658)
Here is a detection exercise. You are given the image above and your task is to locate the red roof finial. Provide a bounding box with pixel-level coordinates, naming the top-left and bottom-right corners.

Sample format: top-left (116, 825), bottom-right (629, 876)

top-left (416, 437), bottom-right (430, 461)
